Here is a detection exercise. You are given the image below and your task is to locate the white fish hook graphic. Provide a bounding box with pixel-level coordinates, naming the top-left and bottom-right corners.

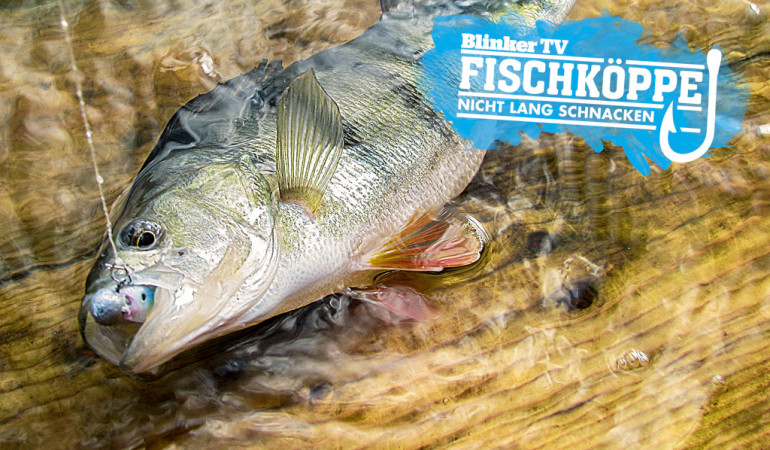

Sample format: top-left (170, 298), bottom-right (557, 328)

top-left (659, 49), bottom-right (722, 163)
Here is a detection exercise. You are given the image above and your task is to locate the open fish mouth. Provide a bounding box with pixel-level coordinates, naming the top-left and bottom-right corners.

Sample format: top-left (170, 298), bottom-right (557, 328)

top-left (79, 282), bottom-right (164, 369)
top-left (80, 285), bottom-right (198, 374)
top-left (81, 279), bottom-right (260, 374)
top-left (79, 302), bottom-right (141, 367)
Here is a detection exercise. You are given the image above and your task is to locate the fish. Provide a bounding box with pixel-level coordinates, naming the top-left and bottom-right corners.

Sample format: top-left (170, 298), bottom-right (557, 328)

top-left (79, 0), bottom-right (576, 375)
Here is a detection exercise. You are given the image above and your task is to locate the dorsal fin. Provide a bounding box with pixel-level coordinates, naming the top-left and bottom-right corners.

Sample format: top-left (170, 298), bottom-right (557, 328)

top-left (276, 69), bottom-right (344, 212)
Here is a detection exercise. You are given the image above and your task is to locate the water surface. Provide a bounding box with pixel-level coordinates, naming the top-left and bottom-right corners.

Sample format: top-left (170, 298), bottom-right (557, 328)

top-left (1, 0), bottom-right (769, 447)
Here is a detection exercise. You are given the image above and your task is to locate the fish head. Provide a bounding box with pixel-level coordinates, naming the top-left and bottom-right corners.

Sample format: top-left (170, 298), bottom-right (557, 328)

top-left (80, 149), bottom-right (279, 374)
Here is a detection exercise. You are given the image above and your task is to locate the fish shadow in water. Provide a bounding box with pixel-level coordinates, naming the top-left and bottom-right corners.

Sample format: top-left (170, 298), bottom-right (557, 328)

top-left (141, 292), bottom-right (387, 386)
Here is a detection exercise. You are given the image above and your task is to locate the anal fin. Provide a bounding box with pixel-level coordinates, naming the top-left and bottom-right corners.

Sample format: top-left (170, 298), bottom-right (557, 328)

top-left (364, 209), bottom-right (486, 272)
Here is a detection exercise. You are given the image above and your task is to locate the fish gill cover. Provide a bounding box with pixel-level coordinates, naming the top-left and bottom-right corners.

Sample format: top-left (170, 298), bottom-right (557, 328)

top-left (419, 13), bottom-right (749, 175)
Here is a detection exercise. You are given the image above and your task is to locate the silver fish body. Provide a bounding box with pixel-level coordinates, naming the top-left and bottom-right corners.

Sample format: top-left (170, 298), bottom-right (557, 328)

top-left (80, 0), bottom-right (575, 374)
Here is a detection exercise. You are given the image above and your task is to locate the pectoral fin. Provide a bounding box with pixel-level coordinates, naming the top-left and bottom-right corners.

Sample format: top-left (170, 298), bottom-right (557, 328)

top-left (276, 69), bottom-right (344, 212)
top-left (364, 209), bottom-right (486, 272)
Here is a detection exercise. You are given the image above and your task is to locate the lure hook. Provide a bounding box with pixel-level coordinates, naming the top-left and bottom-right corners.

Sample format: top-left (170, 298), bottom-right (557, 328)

top-left (105, 263), bottom-right (133, 292)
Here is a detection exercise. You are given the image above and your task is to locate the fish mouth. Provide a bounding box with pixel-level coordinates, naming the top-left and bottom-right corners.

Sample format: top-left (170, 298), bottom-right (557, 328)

top-left (80, 280), bottom-right (265, 374)
top-left (118, 285), bottom-right (189, 373)
top-left (82, 234), bottom-right (279, 374)
top-left (79, 282), bottom-right (159, 366)
top-left (116, 285), bottom-right (256, 374)
top-left (80, 298), bottom-right (141, 367)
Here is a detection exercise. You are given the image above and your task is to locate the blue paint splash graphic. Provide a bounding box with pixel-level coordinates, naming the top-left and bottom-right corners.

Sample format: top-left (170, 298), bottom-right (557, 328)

top-left (419, 14), bottom-right (749, 175)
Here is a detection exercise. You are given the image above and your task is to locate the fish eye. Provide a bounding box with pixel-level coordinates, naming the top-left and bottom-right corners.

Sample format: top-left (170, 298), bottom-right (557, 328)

top-left (135, 231), bottom-right (155, 248)
top-left (120, 219), bottom-right (162, 250)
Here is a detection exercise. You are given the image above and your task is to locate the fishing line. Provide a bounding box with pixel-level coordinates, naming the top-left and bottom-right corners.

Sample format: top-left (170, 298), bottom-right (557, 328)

top-left (57, 0), bottom-right (130, 277)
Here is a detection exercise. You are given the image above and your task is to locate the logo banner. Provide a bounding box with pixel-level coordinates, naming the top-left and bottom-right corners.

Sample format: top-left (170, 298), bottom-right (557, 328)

top-left (420, 14), bottom-right (749, 175)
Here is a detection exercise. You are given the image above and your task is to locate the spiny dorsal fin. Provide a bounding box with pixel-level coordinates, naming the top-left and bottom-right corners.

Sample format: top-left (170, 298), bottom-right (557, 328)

top-left (276, 69), bottom-right (344, 212)
top-left (363, 209), bottom-right (486, 272)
